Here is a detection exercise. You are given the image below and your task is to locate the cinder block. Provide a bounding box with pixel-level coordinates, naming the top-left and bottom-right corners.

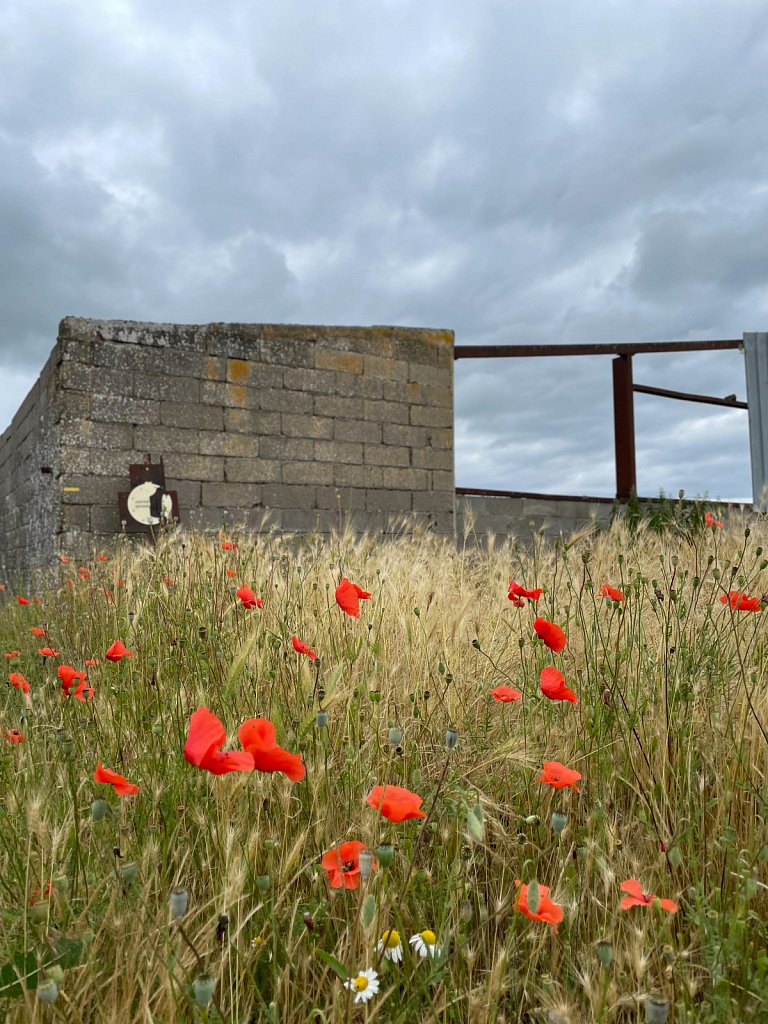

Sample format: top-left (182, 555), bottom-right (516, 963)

top-left (363, 443), bottom-right (409, 468)
top-left (60, 505), bottom-right (90, 530)
top-left (429, 428), bottom-right (453, 450)
top-left (363, 400), bottom-right (409, 425)
top-left (92, 395), bottom-right (159, 426)
top-left (410, 405), bottom-right (452, 428)
top-left (282, 414), bottom-right (334, 440)
top-left (59, 364), bottom-right (127, 395)
top-left (366, 489), bottom-right (413, 512)
top-left (363, 354), bottom-right (408, 382)
top-left (199, 432), bottom-right (260, 457)
top-left (261, 337), bottom-right (315, 367)
top-left (407, 363), bottom-right (452, 388)
top-left (315, 486), bottom-right (367, 510)
top-left (224, 458), bottom-right (282, 483)
top-left (334, 419), bottom-right (382, 444)
top-left (262, 484), bottom-right (316, 508)
top-left (314, 395), bottom-right (363, 419)
top-left (260, 437), bottom-right (313, 461)
top-left (315, 350), bottom-right (363, 374)
top-left (59, 447), bottom-right (136, 475)
top-left (335, 464), bottom-right (383, 488)
top-left (383, 380), bottom-right (424, 404)
top-left (201, 381), bottom-right (260, 408)
top-left (282, 508), bottom-right (336, 533)
top-left (430, 470), bottom-right (454, 491)
top-left (203, 323), bottom-right (263, 359)
top-left (59, 475), bottom-right (126, 504)
top-left (55, 392), bottom-right (92, 423)
top-left (412, 490), bottom-right (455, 513)
top-left (161, 403), bottom-right (223, 431)
top-left (185, 507), bottom-right (231, 531)
top-left (282, 461), bottom-right (334, 485)
top-left (333, 372), bottom-right (384, 399)
top-left (134, 425), bottom-right (199, 455)
top-left (283, 367), bottom-right (336, 394)
top-left (260, 389), bottom-right (313, 414)
top-left (163, 454), bottom-right (224, 481)
top-left (382, 467), bottom-right (428, 490)
top-left (165, 480), bottom-right (202, 509)
top-left (202, 482), bottom-right (261, 508)
top-left (412, 447), bottom-right (454, 471)
top-left (134, 373), bottom-right (200, 403)
top-left (224, 409), bottom-right (282, 435)
top-left (382, 423), bottom-right (428, 447)
top-left (314, 440), bottom-right (363, 463)
top-left (90, 505), bottom-right (123, 533)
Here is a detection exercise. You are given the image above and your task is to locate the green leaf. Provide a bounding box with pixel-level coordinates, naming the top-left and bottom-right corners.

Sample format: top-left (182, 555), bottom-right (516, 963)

top-left (0, 951), bottom-right (37, 997)
top-left (361, 894), bottom-right (376, 929)
top-left (315, 949), bottom-right (348, 981)
top-left (466, 803), bottom-right (485, 843)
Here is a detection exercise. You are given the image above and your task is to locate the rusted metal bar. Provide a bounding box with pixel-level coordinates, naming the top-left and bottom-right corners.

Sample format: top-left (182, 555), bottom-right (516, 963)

top-left (633, 383), bottom-right (747, 409)
top-left (456, 486), bottom-right (615, 503)
top-left (613, 355), bottom-right (636, 502)
top-left (454, 339), bottom-right (742, 359)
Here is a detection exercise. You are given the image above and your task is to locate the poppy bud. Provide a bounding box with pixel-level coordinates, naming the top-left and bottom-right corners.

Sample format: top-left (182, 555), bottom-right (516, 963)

top-left (582, 550), bottom-right (591, 564)
top-left (193, 974), bottom-right (215, 1008)
top-left (645, 994), bottom-right (670, 1023)
top-left (91, 799), bottom-right (109, 823)
top-left (550, 810), bottom-right (567, 836)
top-left (526, 880), bottom-right (540, 914)
top-left (414, 607), bottom-right (420, 617)
top-left (596, 939), bottom-right (613, 968)
top-left (358, 849), bottom-right (374, 881)
top-left (444, 727), bottom-right (458, 750)
top-left (36, 979), bottom-right (59, 1004)
top-left (46, 965), bottom-right (65, 985)
top-left (315, 710), bottom-right (329, 729)
top-left (524, 815), bottom-right (539, 825)
top-left (53, 875), bottom-right (70, 894)
top-left (120, 862), bottom-right (137, 885)
top-left (375, 843), bottom-right (394, 868)
top-left (169, 888), bottom-right (189, 919)
top-left (255, 875), bottom-right (270, 893)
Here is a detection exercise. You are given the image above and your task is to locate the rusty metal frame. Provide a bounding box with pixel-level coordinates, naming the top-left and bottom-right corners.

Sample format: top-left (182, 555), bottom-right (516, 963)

top-left (454, 339), bottom-right (746, 502)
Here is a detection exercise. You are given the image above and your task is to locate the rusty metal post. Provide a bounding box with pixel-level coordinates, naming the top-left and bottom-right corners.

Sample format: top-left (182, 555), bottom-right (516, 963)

top-left (612, 354), bottom-right (636, 501)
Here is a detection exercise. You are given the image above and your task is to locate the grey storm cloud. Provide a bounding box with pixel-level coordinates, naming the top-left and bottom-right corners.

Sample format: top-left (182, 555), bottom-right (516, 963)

top-left (1, 0), bottom-right (767, 501)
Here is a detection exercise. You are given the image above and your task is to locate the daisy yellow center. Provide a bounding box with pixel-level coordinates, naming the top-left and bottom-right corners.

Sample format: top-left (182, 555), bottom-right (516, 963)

top-left (420, 929), bottom-right (436, 944)
top-left (383, 929), bottom-right (401, 948)
top-left (353, 976), bottom-right (369, 992)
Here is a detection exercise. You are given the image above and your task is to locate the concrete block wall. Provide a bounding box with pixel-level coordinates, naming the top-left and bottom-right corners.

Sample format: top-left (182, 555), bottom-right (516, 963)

top-left (456, 493), bottom-right (613, 542)
top-left (0, 318), bottom-right (455, 570)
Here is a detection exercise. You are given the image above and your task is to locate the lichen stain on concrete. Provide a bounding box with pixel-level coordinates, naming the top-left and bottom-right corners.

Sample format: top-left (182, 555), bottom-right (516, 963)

top-left (207, 356), bottom-right (221, 380)
top-left (228, 359), bottom-right (251, 383)
top-left (228, 384), bottom-right (247, 407)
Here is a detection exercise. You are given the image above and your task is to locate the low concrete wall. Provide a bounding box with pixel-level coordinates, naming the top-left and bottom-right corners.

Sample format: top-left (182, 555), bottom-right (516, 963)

top-left (456, 492), bottom-right (613, 542)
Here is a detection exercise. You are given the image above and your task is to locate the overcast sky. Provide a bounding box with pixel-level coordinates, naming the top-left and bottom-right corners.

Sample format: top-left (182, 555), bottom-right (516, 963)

top-left (2, 0), bottom-right (766, 501)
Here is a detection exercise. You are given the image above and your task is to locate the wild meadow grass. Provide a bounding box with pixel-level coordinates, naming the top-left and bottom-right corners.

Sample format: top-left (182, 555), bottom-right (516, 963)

top-left (1, 513), bottom-right (768, 1022)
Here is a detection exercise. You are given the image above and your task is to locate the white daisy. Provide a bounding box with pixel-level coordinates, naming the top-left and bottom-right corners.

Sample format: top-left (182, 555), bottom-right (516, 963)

top-left (409, 929), bottom-right (440, 958)
top-left (343, 968), bottom-right (380, 1004)
top-left (376, 928), bottom-right (403, 963)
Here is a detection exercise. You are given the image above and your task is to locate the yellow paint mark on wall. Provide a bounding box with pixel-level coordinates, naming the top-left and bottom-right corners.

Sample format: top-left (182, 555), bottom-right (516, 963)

top-left (63, 486), bottom-right (80, 492)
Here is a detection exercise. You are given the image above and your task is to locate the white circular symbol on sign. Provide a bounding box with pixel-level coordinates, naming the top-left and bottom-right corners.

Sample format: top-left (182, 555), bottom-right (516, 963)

top-left (126, 481), bottom-right (162, 524)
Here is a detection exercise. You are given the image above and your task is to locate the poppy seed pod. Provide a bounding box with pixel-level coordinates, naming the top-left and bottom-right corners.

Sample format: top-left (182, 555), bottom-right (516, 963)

top-left (119, 862), bottom-right (137, 885)
top-left (387, 727), bottom-right (403, 747)
top-left (596, 939), bottom-right (613, 968)
top-left (255, 875), bottom-right (271, 893)
top-left (375, 843), bottom-right (394, 868)
top-left (550, 810), bottom-right (568, 836)
top-left (358, 848), bottom-right (374, 881)
top-left (91, 799), bottom-right (109, 823)
top-left (645, 994), bottom-right (670, 1023)
top-left (193, 974), bottom-right (215, 1008)
top-left (445, 727), bottom-right (458, 750)
top-left (169, 888), bottom-right (189, 919)
top-left (36, 979), bottom-right (59, 1004)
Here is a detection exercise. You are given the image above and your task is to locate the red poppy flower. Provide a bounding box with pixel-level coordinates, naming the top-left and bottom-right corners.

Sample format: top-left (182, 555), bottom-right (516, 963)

top-left (508, 580), bottom-right (543, 607)
top-left (3, 728), bottom-right (24, 743)
top-left (84, 658), bottom-right (100, 666)
top-left (534, 618), bottom-right (567, 653)
top-left (225, 568), bottom-right (237, 578)
top-left (78, 568), bottom-right (90, 580)
top-left (291, 636), bottom-right (317, 661)
top-left (98, 554), bottom-right (108, 561)
top-left (705, 512), bottom-right (723, 528)
top-left (720, 591), bottom-right (762, 612)
top-left (74, 678), bottom-right (95, 702)
top-left (490, 684), bottom-right (522, 703)
top-left (366, 784), bottom-right (426, 823)
top-left (236, 585), bottom-right (263, 609)
top-left (31, 627), bottom-right (46, 638)
top-left (335, 578), bottom-right (371, 618)
top-left (238, 718), bottom-right (305, 781)
top-left (514, 880), bottom-right (563, 931)
top-left (9, 672), bottom-right (30, 693)
top-left (600, 584), bottom-right (625, 602)
top-left (105, 640), bottom-right (133, 662)
top-left (94, 763), bottom-right (140, 795)
top-left (38, 647), bottom-right (60, 658)
top-left (538, 760), bottom-right (581, 792)
top-left (17, 596), bottom-right (30, 605)
top-left (184, 707), bottom-right (255, 775)
top-left (58, 665), bottom-right (86, 697)
top-left (4, 650), bottom-right (21, 659)
top-left (321, 840), bottom-right (374, 890)
top-left (619, 879), bottom-right (677, 913)
top-left (540, 667), bottom-right (577, 704)
top-left (59, 554), bottom-right (70, 564)
top-left (221, 541), bottom-right (237, 550)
